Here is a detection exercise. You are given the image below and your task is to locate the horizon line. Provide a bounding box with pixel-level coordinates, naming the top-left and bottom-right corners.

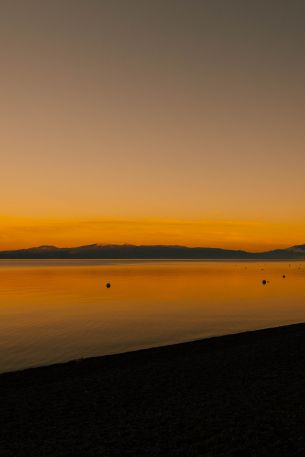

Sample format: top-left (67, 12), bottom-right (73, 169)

top-left (0, 242), bottom-right (303, 255)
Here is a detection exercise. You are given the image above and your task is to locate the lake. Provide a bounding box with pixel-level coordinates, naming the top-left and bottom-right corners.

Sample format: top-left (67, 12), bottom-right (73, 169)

top-left (0, 259), bottom-right (305, 373)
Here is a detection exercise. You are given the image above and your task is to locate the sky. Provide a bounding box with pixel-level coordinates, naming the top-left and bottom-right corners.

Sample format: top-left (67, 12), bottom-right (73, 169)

top-left (1, 0), bottom-right (305, 251)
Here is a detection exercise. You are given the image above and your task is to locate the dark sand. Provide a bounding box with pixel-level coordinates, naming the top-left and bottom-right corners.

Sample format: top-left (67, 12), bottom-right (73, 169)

top-left (1, 324), bottom-right (305, 457)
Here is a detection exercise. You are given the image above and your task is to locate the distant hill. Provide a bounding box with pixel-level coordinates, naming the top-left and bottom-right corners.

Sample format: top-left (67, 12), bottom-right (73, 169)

top-left (0, 244), bottom-right (305, 259)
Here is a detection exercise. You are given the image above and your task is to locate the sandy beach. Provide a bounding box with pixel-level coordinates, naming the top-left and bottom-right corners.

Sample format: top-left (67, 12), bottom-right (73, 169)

top-left (1, 323), bottom-right (305, 456)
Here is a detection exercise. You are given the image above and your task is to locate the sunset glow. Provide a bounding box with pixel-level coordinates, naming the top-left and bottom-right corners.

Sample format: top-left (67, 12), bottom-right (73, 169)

top-left (1, 1), bottom-right (304, 250)
top-left (1, 216), bottom-right (305, 252)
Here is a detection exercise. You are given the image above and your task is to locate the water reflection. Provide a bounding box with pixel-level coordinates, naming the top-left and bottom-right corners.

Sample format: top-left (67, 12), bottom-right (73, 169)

top-left (0, 260), bottom-right (305, 373)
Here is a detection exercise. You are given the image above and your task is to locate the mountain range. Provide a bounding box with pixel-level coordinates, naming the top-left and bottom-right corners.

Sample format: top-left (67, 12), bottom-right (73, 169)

top-left (0, 244), bottom-right (305, 259)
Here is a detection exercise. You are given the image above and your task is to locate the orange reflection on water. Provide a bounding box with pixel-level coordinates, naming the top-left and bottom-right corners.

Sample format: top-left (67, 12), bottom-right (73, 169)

top-left (0, 260), bottom-right (305, 373)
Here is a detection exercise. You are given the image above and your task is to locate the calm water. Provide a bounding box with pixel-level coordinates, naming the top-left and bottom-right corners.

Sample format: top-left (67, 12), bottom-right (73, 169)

top-left (1, 259), bottom-right (305, 373)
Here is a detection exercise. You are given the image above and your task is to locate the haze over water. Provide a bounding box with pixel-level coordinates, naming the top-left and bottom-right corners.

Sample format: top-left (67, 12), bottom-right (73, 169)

top-left (1, 259), bottom-right (305, 373)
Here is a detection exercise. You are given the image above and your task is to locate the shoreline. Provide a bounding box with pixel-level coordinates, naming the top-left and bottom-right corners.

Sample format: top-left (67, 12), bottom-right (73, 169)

top-left (0, 322), bottom-right (304, 379)
top-left (2, 323), bottom-right (305, 456)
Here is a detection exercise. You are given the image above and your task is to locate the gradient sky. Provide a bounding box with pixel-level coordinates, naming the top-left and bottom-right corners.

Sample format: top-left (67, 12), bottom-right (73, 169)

top-left (1, 0), bottom-right (305, 251)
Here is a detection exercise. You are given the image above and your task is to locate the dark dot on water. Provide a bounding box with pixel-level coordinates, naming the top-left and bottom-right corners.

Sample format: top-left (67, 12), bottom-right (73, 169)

top-left (106, 282), bottom-right (111, 288)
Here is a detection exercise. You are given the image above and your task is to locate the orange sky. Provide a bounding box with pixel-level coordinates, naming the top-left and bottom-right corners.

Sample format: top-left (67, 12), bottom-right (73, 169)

top-left (1, 1), bottom-right (305, 251)
top-left (2, 216), bottom-right (305, 252)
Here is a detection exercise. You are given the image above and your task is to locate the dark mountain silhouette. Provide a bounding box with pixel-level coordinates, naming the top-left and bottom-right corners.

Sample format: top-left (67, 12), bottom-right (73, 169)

top-left (0, 243), bottom-right (305, 259)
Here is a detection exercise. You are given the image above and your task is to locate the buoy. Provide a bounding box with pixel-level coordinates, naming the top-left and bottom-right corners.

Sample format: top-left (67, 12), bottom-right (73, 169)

top-left (106, 282), bottom-right (111, 288)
